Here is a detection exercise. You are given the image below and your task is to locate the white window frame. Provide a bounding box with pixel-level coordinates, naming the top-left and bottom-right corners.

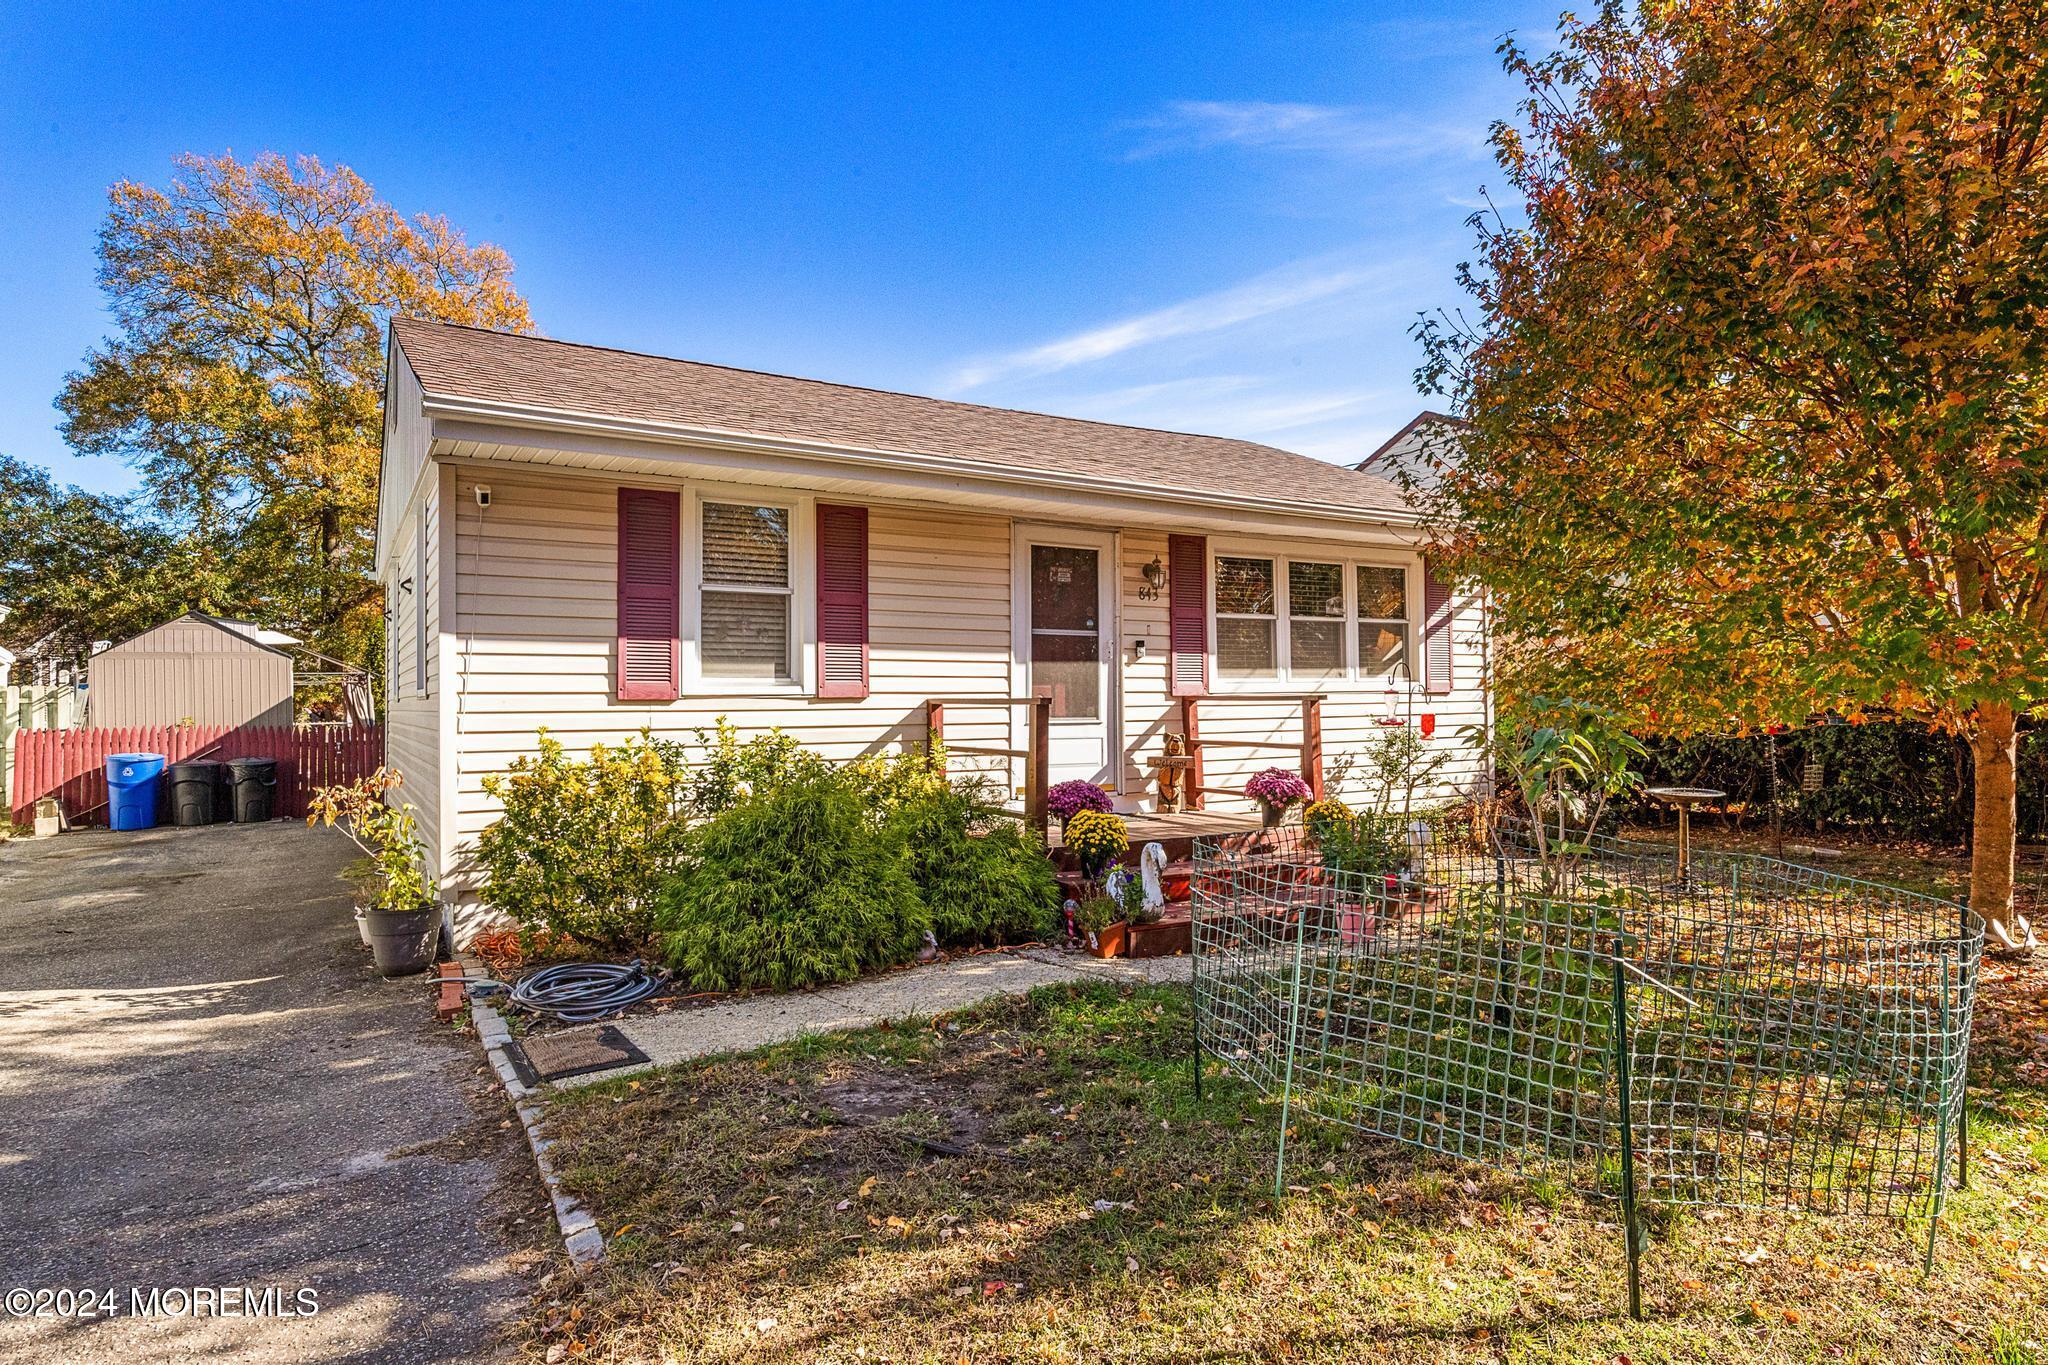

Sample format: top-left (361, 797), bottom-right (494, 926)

top-left (1212, 554), bottom-right (1280, 682)
top-left (1356, 564), bottom-right (1413, 685)
top-left (387, 570), bottom-right (402, 703)
top-left (1206, 543), bottom-right (1421, 695)
top-left (1286, 558), bottom-right (1347, 685)
top-left (682, 486), bottom-right (815, 696)
top-left (414, 511), bottom-right (430, 698)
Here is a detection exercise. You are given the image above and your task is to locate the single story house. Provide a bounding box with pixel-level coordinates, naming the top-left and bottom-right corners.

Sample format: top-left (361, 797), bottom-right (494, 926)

top-left (376, 319), bottom-right (1491, 909)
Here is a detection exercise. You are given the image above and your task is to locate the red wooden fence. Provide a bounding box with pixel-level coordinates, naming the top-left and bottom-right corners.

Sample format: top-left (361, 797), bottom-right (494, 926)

top-left (9, 725), bottom-right (386, 826)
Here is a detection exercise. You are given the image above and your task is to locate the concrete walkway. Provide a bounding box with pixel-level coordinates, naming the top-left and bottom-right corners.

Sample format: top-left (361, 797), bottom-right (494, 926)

top-left (557, 947), bottom-right (1191, 1086)
top-left (0, 824), bottom-right (535, 1363)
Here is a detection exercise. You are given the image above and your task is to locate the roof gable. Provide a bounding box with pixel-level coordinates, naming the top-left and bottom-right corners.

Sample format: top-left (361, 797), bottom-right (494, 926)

top-left (105, 613), bottom-right (295, 659)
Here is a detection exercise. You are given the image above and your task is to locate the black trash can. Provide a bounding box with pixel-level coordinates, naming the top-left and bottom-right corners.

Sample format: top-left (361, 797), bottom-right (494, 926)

top-left (212, 762), bottom-right (236, 823)
top-left (227, 758), bottom-right (279, 824)
top-left (166, 760), bottom-right (225, 827)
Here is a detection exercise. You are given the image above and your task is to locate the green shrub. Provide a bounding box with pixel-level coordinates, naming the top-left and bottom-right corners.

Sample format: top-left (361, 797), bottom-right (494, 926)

top-left (683, 719), bottom-right (820, 818)
top-left (658, 766), bottom-right (929, 991)
top-left (476, 729), bottom-right (690, 952)
top-left (1311, 806), bottom-right (1410, 878)
top-left (840, 745), bottom-right (950, 816)
top-left (887, 779), bottom-right (1059, 945)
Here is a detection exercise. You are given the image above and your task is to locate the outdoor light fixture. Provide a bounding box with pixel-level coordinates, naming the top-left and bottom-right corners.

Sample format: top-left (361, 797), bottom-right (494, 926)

top-left (1142, 556), bottom-right (1167, 591)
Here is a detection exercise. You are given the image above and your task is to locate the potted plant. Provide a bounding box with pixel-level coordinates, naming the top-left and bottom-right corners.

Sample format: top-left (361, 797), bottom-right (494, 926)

top-left (1047, 779), bottom-right (1115, 834)
top-left (308, 768), bottom-right (442, 977)
top-left (1061, 809), bottom-right (1129, 881)
top-left (1302, 796), bottom-right (1355, 847)
top-left (1246, 768), bottom-right (1312, 829)
top-left (339, 859), bottom-right (384, 946)
top-left (1075, 893), bottom-right (1126, 958)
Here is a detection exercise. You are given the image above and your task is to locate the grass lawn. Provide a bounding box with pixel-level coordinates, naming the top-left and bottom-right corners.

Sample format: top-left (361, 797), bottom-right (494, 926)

top-left (533, 970), bottom-right (2048, 1364)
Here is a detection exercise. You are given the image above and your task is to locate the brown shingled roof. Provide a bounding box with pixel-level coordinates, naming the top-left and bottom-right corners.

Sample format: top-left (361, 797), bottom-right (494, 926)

top-left (392, 318), bottom-right (1412, 516)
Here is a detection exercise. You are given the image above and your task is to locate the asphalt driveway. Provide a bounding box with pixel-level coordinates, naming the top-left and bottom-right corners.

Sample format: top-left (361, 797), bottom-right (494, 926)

top-left (0, 822), bottom-right (537, 1362)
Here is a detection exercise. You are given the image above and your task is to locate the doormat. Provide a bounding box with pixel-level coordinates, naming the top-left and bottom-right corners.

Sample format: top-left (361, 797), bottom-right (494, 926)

top-left (505, 1024), bottom-right (650, 1086)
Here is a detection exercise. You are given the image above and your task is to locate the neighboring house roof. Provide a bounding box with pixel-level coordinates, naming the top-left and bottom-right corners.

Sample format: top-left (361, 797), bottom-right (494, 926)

top-left (210, 617), bottom-right (303, 649)
top-left (391, 318), bottom-right (1413, 517)
top-left (1356, 411), bottom-right (1471, 487)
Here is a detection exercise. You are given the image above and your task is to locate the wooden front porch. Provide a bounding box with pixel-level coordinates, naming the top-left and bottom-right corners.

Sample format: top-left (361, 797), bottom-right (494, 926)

top-left (924, 692), bottom-right (1327, 841)
top-left (1046, 807), bottom-right (1266, 854)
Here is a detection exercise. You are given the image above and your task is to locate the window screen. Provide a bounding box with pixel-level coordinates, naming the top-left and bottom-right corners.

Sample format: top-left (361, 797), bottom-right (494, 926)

top-left (1358, 564), bottom-right (1409, 679)
top-left (1215, 556), bottom-right (1276, 677)
top-left (701, 503), bottom-right (791, 680)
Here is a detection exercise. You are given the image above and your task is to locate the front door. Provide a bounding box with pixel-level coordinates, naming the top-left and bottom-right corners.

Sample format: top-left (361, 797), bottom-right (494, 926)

top-left (1021, 531), bottom-right (1118, 789)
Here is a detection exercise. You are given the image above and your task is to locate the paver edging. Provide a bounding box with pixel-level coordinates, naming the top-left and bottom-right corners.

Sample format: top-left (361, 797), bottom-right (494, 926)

top-left (459, 954), bottom-right (605, 1269)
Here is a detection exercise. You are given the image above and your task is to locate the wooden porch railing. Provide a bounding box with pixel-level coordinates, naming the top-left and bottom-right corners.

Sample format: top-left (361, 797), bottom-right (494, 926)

top-left (926, 694), bottom-right (1054, 842)
top-left (1178, 695), bottom-right (1323, 811)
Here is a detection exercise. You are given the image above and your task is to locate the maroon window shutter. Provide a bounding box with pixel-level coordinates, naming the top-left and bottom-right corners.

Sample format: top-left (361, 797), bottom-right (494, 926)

top-left (816, 503), bottom-right (869, 699)
top-left (1168, 534), bottom-right (1208, 698)
top-left (616, 488), bottom-right (680, 701)
top-left (1422, 559), bottom-right (1453, 696)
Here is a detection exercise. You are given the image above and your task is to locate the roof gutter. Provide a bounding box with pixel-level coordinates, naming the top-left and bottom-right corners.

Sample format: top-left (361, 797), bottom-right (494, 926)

top-left (417, 392), bottom-right (1425, 529)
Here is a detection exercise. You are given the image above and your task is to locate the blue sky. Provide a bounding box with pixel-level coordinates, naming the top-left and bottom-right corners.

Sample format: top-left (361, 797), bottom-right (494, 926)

top-left (0, 2), bottom-right (1551, 498)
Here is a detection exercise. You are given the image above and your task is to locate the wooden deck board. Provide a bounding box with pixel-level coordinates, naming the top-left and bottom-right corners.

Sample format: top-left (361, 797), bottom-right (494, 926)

top-left (1047, 809), bottom-right (1266, 851)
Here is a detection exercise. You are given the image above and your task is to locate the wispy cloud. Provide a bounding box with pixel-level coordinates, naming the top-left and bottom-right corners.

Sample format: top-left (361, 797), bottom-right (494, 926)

top-left (1053, 378), bottom-right (1395, 449)
top-left (948, 258), bottom-right (1384, 391)
top-left (1123, 100), bottom-right (1487, 163)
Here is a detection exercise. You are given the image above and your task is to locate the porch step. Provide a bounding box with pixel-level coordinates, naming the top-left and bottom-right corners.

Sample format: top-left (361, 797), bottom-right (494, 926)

top-left (1047, 833), bottom-right (1200, 876)
top-left (1056, 859), bottom-right (1194, 905)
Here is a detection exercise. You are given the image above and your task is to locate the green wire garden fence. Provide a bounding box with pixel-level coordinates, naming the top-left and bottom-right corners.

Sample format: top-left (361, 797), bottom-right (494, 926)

top-left (1187, 813), bottom-right (1983, 1319)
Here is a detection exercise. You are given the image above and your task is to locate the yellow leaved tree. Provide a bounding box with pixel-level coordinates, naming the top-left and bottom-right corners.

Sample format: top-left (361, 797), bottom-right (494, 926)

top-left (58, 151), bottom-right (534, 686)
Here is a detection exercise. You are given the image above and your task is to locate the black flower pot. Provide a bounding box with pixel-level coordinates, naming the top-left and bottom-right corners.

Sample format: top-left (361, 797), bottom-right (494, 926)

top-left (365, 907), bottom-right (441, 977)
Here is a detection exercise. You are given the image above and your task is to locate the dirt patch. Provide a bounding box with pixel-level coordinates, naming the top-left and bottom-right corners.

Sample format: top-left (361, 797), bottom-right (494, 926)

top-left (812, 1062), bottom-right (994, 1159)
top-left (817, 1071), bottom-right (942, 1123)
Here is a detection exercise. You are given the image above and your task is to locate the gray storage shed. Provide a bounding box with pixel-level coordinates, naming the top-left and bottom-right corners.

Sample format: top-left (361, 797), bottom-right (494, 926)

top-left (87, 614), bottom-right (297, 729)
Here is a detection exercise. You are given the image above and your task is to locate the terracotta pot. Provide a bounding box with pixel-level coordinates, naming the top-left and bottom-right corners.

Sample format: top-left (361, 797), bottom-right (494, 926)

top-left (1125, 913), bottom-right (1192, 958)
top-left (1085, 921), bottom-right (1128, 959)
top-left (1333, 902), bottom-right (1377, 946)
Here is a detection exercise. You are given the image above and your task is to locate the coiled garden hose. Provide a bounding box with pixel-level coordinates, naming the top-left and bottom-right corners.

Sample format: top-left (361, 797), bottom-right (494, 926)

top-left (506, 959), bottom-right (670, 1023)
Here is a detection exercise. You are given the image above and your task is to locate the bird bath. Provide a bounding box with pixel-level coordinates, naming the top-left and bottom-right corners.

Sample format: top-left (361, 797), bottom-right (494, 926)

top-left (1644, 786), bottom-right (1726, 881)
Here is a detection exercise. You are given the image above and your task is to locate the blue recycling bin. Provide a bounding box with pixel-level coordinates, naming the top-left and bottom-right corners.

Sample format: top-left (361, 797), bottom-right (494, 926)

top-left (106, 752), bottom-right (168, 831)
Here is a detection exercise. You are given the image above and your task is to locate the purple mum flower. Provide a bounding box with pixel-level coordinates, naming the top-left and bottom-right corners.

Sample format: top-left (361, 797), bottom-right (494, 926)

top-left (1048, 779), bottom-right (1115, 823)
top-left (1245, 767), bottom-right (1312, 808)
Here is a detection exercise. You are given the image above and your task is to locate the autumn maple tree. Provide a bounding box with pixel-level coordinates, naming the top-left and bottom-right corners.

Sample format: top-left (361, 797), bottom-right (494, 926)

top-left (1417, 0), bottom-right (2048, 947)
top-left (56, 152), bottom-right (533, 678)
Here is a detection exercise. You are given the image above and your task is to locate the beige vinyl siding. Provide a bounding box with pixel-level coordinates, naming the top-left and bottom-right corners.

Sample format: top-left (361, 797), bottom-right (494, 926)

top-left (441, 467), bottom-right (1015, 888)
top-left (375, 345), bottom-right (431, 573)
top-left (1117, 529), bottom-right (1488, 816)
top-left (383, 481), bottom-right (441, 866)
top-left (417, 462), bottom-right (1490, 898)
